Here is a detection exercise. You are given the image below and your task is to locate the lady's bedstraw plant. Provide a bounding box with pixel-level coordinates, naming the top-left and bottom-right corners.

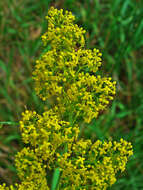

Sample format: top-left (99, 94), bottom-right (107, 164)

top-left (0, 7), bottom-right (133, 190)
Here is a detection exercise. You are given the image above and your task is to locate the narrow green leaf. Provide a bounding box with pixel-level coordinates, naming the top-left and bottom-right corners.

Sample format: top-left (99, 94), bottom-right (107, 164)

top-left (116, 111), bottom-right (132, 118)
top-left (0, 121), bottom-right (19, 125)
top-left (121, 0), bottom-right (130, 16)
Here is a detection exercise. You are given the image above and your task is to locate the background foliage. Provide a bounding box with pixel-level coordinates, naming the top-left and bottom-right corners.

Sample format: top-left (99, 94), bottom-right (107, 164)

top-left (0, 0), bottom-right (143, 189)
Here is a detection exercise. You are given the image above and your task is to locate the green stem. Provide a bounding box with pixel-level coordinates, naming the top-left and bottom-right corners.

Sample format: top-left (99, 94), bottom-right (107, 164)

top-left (51, 168), bottom-right (60, 190)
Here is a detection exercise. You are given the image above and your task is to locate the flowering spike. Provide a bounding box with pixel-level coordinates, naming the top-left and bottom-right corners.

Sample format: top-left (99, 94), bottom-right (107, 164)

top-left (0, 7), bottom-right (133, 190)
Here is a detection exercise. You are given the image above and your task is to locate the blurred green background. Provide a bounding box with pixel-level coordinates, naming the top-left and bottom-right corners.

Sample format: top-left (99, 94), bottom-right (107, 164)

top-left (0, 0), bottom-right (143, 189)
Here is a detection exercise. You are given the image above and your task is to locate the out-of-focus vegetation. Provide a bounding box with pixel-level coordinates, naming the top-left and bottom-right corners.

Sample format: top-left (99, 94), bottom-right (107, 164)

top-left (0, 0), bottom-right (143, 189)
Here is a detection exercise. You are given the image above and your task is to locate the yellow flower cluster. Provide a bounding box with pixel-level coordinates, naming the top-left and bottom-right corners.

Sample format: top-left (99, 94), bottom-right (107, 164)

top-left (41, 7), bottom-right (85, 49)
top-left (0, 7), bottom-right (133, 190)
top-left (19, 109), bottom-right (79, 168)
top-left (57, 139), bottom-right (133, 189)
top-left (0, 184), bottom-right (14, 190)
top-left (15, 147), bottom-right (49, 190)
top-left (0, 148), bottom-right (49, 190)
top-left (33, 7), bottom-right (116, 123)
top-left (1, 110), bottom-right (132, 190)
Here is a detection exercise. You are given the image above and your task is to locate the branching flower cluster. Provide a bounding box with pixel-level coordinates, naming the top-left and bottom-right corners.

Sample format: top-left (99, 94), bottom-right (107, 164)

top-left (0, 7), bottom-right (133, 190)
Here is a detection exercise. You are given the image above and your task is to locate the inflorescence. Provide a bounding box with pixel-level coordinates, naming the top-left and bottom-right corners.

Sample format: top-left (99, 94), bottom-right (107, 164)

top-left (0, 7), bottom-right (133, 190)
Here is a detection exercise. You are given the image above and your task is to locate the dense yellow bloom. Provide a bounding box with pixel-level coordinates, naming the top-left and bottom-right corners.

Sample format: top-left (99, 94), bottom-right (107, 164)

top-left (57, 139), bottom-right (133, 189)
top-left (33, 7), bottom-right (116, 124)
top-left (16, 181), bottom-right (49, 190)
top-left (0, 148), bottom-right (50, 190)
top-left (0, 7), bottom-right (133, 190)
top-left (19, 109), bottom-right (79, 168)
top-left (0, 182), bottom-right (50, 190)
top-left (33, 42), bottom-right (116, 124)
top-left (41, 7), bottom-right (85, 50)
top-left (15, 148), bottom-right (49, 190)
top-left (17, 108), bottom-right (132, 189)
top-left (0, 184), bottom-right (15, 190)
top-left (15, 148), bottom-right (46, 181)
